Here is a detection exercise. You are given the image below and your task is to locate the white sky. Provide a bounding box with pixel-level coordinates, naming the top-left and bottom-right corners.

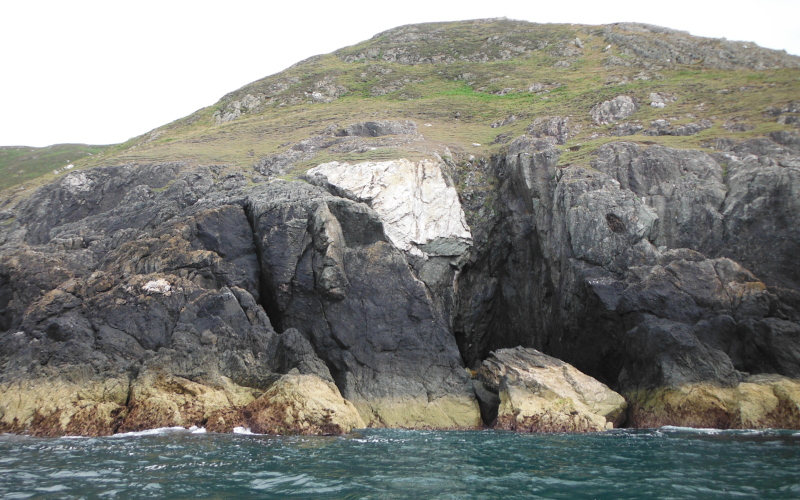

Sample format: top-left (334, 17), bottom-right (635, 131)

top-left (2, 0), bottom-right (799, 147)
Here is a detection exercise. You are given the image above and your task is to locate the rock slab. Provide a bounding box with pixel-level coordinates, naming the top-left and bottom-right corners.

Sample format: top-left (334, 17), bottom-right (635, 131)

top-left (476, 347), bottom-right (627, 432)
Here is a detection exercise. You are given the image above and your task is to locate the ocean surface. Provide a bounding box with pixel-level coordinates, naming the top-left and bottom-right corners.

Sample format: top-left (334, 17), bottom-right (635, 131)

top-left (1, 426), bottom-right (799, 499)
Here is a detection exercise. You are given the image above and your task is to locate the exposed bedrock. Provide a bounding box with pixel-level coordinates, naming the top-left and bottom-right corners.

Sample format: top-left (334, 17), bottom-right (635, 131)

top-left (0, 163), bottom-right (481, 434)
top-left (245, 181), bottom-right (479, 429)
top-left (1, 131), bottom-right (799, 434)
top-left (454, 133), bottom-right (800, 427)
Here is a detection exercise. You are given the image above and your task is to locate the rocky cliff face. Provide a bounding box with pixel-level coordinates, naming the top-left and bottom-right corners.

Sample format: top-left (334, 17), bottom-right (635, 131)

top-left (453, 132), bottom-right (800, 427)
top-left (2, 128), bottom-right (798, 434)
top-left (1, 19), bottom-right (800, 435)
top-left (0, 160), bottom-right (481, 434)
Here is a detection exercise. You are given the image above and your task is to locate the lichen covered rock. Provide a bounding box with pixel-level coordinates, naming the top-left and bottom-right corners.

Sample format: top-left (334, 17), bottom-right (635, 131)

top-left (476, 347), bottom-right (627, 432)
top-left (590, 96), bottom-right (638, 124)
top-left (626, 375), bottom-right (800, 429)
top-left (243, 374), bottom-right (365, 435)
top-left (0, 376), bottom-right (129, 437)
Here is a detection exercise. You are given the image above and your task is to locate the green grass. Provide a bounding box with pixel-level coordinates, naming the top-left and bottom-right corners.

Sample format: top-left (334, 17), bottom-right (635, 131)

top-left (0, 144), bottom-right (108, 192)
top-left (3, 19), bottom-right (799, 197)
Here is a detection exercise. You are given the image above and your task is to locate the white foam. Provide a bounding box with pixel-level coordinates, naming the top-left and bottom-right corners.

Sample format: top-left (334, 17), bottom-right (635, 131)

top-left (659, 425), bottom-right (722, 434)
top-left (658, 426), bottom-right (777, 436)
top-left (233, 426), bottom-right (255, 435)
top-left (189, 426), bottom-right (207, 434)
top-left (112, 426), bottom-right (187, 438)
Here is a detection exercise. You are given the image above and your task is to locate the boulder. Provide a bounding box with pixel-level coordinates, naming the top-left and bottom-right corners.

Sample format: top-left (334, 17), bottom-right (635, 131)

top-left (590, 96), bottom-right (638, 124)
top-left (642, 119), bottom-right (712, 136)
top-left (526, 116), bottom-right (575, 145)
top-left (611, 122), bottom-right (644, 136)
top-left (336, 120), bottom-right (418, 137)
top-left (476, 347), bottom-right (627, 432)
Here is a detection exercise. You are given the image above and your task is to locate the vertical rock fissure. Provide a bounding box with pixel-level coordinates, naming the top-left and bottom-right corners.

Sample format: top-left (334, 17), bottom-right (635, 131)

top-left (317, 302), bottom-right (350, 397)
top-left (243, 201), bottom-right (284, 332)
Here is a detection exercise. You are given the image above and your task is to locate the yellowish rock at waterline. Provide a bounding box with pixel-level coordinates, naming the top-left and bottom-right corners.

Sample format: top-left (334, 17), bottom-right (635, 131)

top-left (626, 375), bottom-right (800, 429)
top-left (479, 346), bottom-right (627, 433)
top-left (244, 373), bottom-right (365, 435)
top-left (353, 393), bottom-right (482, 430)
top-left (0, 376), bottom-right (129, 436)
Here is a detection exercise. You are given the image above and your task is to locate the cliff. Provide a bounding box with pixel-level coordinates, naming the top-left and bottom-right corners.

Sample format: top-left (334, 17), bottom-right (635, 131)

top-left (1, 19), bottom-right (799, 435)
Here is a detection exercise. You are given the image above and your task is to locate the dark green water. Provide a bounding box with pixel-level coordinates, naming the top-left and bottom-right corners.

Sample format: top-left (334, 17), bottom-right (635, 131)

top-left (1, 426), bottom-right (798, 499)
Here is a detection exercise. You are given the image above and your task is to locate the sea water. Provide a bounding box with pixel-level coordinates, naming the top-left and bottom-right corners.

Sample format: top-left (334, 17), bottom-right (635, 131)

top-left (1, 427), bottom-right (799, 499)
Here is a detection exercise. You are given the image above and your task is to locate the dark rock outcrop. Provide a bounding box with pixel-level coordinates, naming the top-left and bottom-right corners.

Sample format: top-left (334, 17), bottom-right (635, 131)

top-left (0, 161), bottom-right (479, 435)
top-left (453, 132), bottom-right (800, 427)
top-left (2, 130), bottom-right (799, 434)
top-left (245, 181), bottom-right (479, 428)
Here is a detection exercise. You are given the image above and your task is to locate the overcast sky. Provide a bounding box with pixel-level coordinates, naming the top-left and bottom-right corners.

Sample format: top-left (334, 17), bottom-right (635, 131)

top-left (2, 0), bottom-right (799, 147)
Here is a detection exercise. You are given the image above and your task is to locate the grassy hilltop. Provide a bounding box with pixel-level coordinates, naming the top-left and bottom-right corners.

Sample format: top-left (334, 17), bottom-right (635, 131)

top-left (5, 18), bottom-right (800, 193)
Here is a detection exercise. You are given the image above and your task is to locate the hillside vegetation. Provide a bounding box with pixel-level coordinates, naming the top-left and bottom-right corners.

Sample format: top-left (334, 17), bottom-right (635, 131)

top-left (6, 19), bottom-right (800, 191)
top-left (0, 144), bottom-right (107, 192)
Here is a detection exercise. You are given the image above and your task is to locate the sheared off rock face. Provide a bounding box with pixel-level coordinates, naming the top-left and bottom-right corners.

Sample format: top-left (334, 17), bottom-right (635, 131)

top-left (475, 347), bottom-right (626, 432)
top-left (306, 159), bottom-right (472, 256)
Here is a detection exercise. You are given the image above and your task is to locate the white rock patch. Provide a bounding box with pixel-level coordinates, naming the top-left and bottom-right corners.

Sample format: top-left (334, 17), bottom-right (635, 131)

top-left (61, 172), bottom-right (95, 194)
top-left (307, 159), bottom-right (472, 255)
top-left (142, 279), bottom-right (172, 296)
